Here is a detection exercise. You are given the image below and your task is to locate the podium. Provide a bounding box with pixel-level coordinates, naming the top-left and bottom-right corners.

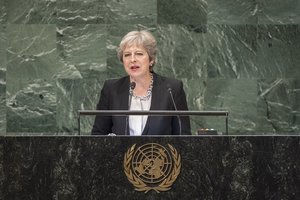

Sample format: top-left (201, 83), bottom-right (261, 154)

top-left (78, 110), bottom-right (229, 135)
top-left (1, 136), bottom-right (299, 199)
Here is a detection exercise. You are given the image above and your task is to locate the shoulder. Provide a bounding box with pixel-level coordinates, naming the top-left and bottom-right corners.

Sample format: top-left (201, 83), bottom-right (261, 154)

top-left (103, 76), bottom-right (129, 89)
top-left (154, 73), bottom-right (183, 90)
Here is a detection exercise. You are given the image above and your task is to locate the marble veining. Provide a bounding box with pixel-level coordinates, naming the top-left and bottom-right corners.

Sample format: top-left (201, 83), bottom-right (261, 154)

top-left (6, 0), bottom-right (56, 24)
top-left (6, 79), bottom-right (57, 133)
top-left (258, 0), bottom-right (300, 24)
top-left (208, 0), bottom-right (258, 24)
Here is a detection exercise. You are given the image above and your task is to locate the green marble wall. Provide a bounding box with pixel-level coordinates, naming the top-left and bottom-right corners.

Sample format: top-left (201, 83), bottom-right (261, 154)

top-left (0, 0), bottom-right (299, 135)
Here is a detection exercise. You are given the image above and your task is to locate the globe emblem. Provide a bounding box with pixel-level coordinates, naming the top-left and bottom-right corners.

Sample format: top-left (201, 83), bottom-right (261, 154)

top-left (131, 143), bottom-right (173, 184)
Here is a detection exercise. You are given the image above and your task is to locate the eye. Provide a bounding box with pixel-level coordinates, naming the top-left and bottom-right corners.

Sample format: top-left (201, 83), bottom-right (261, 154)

top-left (135, 52), bottom-right (144, 56)
top-left (124, 53), bottom-right (131, 57)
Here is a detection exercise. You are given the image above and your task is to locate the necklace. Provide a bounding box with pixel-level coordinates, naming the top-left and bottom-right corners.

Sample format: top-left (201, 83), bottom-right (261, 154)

top-left (129, 73), bottom-right (153, 101)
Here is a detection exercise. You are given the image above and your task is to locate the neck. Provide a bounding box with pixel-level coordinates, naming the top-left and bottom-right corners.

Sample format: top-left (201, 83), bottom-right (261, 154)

top-left (130, 73), bottom-right (152, 87)
top-left (130, 73), bottom-right (153, 97)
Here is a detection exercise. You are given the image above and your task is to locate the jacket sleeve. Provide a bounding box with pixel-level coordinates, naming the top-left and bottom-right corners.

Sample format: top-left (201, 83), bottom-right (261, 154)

top-left (91, 81), bottom-right (113, 135)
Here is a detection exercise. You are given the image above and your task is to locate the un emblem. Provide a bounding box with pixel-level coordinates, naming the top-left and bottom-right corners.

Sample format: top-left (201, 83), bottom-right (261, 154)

top-left (124, 143), bottom-right (181, 193)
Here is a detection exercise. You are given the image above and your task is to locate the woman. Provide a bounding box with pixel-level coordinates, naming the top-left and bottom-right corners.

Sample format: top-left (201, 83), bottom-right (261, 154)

top-left (92, 30), bottom-right (191, 135)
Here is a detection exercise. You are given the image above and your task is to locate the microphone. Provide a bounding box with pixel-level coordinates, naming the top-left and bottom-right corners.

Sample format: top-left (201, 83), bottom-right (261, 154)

top-left (129, 82), bottom-right (136, 108)
top-left (167, 87), bottom-right (182, 135)
top-left (125, 82), bottom-right (136, 135)
top-left (130, 82), bottom-right (136, 90)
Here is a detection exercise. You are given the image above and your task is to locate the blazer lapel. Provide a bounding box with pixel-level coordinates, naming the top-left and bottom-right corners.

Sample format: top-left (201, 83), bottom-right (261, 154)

top-left (142, 73), bottom-right (161, 135)
top-left (117, 76), bottom-right (130, 110)
top-left (115, 76), bottom-right (130, 134)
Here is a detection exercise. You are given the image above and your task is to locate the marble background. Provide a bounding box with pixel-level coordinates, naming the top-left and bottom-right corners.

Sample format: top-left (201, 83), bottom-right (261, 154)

top-left (0, 0), bottom-right (299, 135)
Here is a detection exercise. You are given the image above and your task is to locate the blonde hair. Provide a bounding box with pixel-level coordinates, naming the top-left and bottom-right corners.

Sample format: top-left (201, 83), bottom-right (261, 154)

top-left (117, 30), bottom-right (157, 72)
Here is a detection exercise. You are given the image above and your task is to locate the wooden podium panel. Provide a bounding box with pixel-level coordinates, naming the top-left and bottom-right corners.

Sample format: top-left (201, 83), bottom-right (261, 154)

top-left (0, 136), bottom-right (299, 200)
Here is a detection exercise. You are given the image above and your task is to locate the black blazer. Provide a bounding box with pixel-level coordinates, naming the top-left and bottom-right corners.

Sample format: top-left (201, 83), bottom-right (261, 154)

top-left (91, 73), bottom-right (191, 135)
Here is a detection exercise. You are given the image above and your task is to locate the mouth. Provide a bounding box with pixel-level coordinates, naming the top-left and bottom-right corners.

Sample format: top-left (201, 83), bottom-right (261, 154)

top-left (130, 65), bottom-right (140, 70)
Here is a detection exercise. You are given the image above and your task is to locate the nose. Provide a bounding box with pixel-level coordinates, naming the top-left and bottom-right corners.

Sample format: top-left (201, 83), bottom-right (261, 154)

top-left (130, 54), bottom-right (136, 62)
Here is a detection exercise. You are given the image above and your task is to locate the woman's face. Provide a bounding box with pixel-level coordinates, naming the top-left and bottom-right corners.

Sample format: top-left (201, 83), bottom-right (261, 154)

top-left (122, 45), bottom-right (152, 80)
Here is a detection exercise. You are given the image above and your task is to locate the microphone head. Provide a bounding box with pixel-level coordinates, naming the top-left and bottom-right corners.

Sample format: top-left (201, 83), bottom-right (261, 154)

top-left (130, 82), bottom-right (136, 90)
top-left (166, 84), bottom-right (172, 92)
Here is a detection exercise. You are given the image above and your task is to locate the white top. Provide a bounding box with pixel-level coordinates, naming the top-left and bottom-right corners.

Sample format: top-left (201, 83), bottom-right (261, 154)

top-left (129, 96), bottom-right (152, 136)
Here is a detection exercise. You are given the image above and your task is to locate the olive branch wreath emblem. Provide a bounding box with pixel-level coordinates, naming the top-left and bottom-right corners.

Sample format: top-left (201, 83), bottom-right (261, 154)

top-left (123, 143), bottom-right (181, 193)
